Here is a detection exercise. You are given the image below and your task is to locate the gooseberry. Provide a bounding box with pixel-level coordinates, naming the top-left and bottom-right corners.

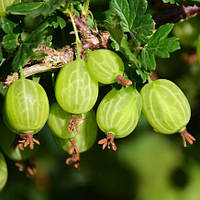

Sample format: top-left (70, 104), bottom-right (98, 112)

top-left (96, 86), bottom-right (142, 151)
top-left (87, 49), bottom-right (132, 85)
top-left (140, 79), bottom-right (196, 147)
top-left (3, 79), bottom-right (49, 150)
top-left (55, 59), bottom-right (98, 114)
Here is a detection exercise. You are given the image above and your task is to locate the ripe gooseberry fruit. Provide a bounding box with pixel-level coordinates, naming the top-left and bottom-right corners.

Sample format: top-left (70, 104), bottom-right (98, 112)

top-left (48, 105), bottom-right (97, 168)
top-left (0, 152), bottom-right (8, 191)
top-left (140, 79), bottom-right (196, 147)
top-left (55, 58), bottom-right (98, 114)
top-left (0, 121), bottom-right (37, 176)
top-left (96, 86), bottom-right (142, 151)
top-left (86, 49), bottom-right (132, 86)
top-left (3, 79), bottom-right (49, 150)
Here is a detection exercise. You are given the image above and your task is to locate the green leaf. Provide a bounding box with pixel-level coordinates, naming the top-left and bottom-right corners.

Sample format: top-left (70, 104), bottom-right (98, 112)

top-left (109, 0), bottom-right (154, 44)
top-left (51, 16), bottom-right (66, 29)
top-left (6, 2), bottom-right (44, 15)
top-left (45, 35), bottom-right (53, 47)
top-left (120, 35), bottom-right (140, 66)
top-left (105, 14), bottom-right (140, 66)
top-left (86, 14), bottom-right (96, 30)
top-left (11, 45), bottom-right (26, 71)
top-left (162, 0), bottom-right (200, 6)
top-left (162, 0), bottom-right (175, 3)
top-left (0, 17), bottom-right (18, 34)
top-left (142, 23), bottom-right (180, 70)
top-left (110, 0), bottom-right (134, 33)
top-left (12, 20), bottom-right (50, 71)
top-left (36, 0), bottom-right (64, 18)
top-left (105, 15), bottom-right (123, 50)
top-left (136, 68), bottom-right (151, 82)
top-left (0, 0), bottom-right (21, 16)
top-left (2, 34), bottom-right (20, 51)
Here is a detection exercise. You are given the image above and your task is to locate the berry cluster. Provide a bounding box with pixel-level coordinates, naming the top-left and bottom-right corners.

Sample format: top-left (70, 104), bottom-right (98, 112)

top-left (0, 49), bottom-right (195, 188)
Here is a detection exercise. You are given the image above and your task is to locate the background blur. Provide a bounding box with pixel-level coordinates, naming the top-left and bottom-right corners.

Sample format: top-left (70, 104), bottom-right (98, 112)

top-left (1, 0), bottom-right (200, 200)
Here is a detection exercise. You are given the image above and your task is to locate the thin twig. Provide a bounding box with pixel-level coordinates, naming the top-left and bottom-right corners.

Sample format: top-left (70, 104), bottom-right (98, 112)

top-left (154, 5), bottom-right (200, 28)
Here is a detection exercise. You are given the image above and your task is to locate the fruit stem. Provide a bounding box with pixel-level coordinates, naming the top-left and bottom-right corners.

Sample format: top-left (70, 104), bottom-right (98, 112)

top-left (98, 133), bottom-right (117, 151)
top-left (18, 133), bottom-right (40, 150)
top-left (66, 139), bottom-right (80, 169)
top-left (67, 115), bottom-right (85, 133)
top-left (180, 129), bottom-right (196, 147)
top-left (67, 8), bottom-right (82, 59)
top-left (116, 75), bottom-right (132, 86)
top-left (15, 160), bottom-right (36, 177)
top-left (19, 66), bottom-right (25, 79)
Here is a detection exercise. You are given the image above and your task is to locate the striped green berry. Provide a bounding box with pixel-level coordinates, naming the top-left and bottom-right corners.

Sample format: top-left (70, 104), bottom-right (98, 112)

top-left (87, 49), bottom-right (131, 85)
top-left (3, 79), bottom-right (49, 150)
top-left (4, 79), bottom-right (49, 135)
top-left (96, 86), bottom-right (142, 150)
top-left (140, 79), bottom-right (195, 147)
top-left (55, 59), bottom-right (98, 114)
top-left (0, 152), bottom-right (8, 191)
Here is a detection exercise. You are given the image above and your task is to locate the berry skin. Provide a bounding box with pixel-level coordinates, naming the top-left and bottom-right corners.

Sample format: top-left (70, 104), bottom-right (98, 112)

top-left (3, 79), bottom-right (49, 149)
top-left (87, 49), bottom-right (131, 85)
top-left (0, 152), bottom-right (8, 191)
top-left (4, 79), bottom-right (49, 134)
top-left (140, 79), bottom-right (195, 147)
top-left (96, 86), bottom-right (142, 150)
top-left (55, 58), bottom-right (98, 114)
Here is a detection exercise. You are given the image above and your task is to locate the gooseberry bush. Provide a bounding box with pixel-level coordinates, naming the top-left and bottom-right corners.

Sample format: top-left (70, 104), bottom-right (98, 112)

top-left (0, 0), bottom-right (200, 192)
